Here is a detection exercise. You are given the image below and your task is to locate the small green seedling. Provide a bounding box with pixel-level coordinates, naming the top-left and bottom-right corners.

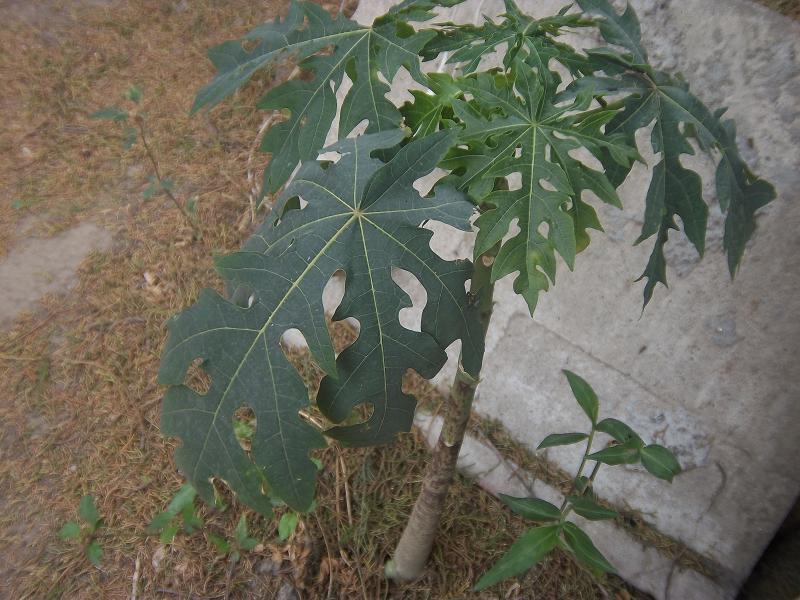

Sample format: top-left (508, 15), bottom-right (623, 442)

top-left (146, 483), bottom-right (204, 544)
top-left (475, 370), bottom-right (680, 591)
top-left (208, 515), bottom-right (260, 564)
top-left (90, 86), bottom-right (197, 232)
top-left (278, 511), bottom-right (299, 542)
top-left (58, 494), bottom-right (104, 566)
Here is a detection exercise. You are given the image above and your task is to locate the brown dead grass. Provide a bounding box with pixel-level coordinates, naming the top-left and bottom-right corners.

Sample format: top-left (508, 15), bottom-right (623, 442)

top-left (0, 1), bottom-right (653, 598)
top-left (756, 0), bottom-right (800, 19)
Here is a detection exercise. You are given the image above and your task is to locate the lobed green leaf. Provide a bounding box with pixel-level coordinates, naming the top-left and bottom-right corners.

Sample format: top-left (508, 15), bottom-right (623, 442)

top-left (159, 130), bottom-right (481, 513)
top-left (574, 0), bottom-right (775, 304)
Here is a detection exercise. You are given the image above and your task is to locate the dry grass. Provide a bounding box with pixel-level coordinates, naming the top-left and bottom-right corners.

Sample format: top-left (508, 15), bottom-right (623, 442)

top-left (756, 0), bottom-right (800, 19)
top-left (0, 1), bottom-right (654, 598)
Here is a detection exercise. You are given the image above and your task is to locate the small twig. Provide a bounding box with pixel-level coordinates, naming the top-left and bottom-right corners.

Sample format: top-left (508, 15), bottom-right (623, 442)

top-left (131, 555), bottom-right (141, 600)
top-left (313, 512), bottom-right (336, 600)
top-left (0, 311), bottom-right (58, 352)
top-left (222, 558), bottom-right (234, 600)
top-left (134, 116), bottom-right (198, 236)
top-left (0, 352), bottom-right (41, 362)
top-left (339, 455), bottom-right (353, 526)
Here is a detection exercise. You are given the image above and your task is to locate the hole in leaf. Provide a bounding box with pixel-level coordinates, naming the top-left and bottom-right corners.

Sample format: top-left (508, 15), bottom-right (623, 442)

top-left (185, 358), bottom-right (211, 395)
top-left (317, 150), bottom-right (342, 164)
top-left (274, 195), bottom-right (303, 227)
top-left (425, 221), bottom-right (472, 260)
top-left (337, 400), bottom-right (375, 428)
top-left (233, 406), bottom-right (256, 454)
top-left (539, 178), bottom-right (557, 192)
top-left (500, 217), bottom-right (521, 246)
top-left (392, 268), bottom-right (427, 332)
top-left (322, 270), bottom-right (345, 316)
top-left (228, 282), bottom-right (255, 308)
top-left (506, 173), bottom-right (522, 191)
top-left (568, 146), bottom-right (603, 171)
top-left (329, 317), bottom-right (359, 356)
top-left (280, 327), bottom-right (308, 354)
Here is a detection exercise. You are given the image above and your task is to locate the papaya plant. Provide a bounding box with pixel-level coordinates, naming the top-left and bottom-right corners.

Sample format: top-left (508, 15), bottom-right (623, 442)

top-left (158, 0), bottom-right (774, 584)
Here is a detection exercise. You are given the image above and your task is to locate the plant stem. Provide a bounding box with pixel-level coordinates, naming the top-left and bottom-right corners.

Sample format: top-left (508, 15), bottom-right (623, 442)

top-left (134, 116), bottom-right (198, 236)
top-left (385, 242), bottom-right (498, 582)
top-left (561, 426), bottom-right (597, 512)
top-left (561, 461), bottom-right (603, 520)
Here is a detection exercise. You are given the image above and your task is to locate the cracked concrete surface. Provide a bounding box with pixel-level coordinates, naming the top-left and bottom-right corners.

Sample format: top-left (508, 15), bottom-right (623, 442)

top-left (294, 0), bottom-right (800, 597)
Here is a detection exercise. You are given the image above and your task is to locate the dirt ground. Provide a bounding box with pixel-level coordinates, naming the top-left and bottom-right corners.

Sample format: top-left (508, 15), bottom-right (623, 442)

top-left (8, 0), bottom-right (794, 598)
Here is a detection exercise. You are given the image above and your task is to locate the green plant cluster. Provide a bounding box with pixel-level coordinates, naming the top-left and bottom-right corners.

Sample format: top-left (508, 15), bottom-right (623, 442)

top-left (475, 371), bottom-right (680, 590)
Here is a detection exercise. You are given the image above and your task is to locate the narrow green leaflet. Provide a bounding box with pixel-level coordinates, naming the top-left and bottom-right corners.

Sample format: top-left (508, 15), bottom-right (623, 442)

top-left (596, 417), bottom-right (642, 445)
top-left (562, 522), bottom-right (615, 573)
top-left (576, 0), bottom-right (775, 304)
top-left (474, 525), bottom-right (560, 591)
top-left (640, 444), bottom-right (681, 481)
top-left (537, 432), bottom-right (588, 449)
top-left (499, 494), bottom-right (561, 522)
top-left (159, 130), bottom-right (481, 513)
top-left (568, 496), bottom-right (618, 520)
top-left (563, 370), bottom-right (599, 424)
top-left (450, 65), bottom-right (637, 312)
top-left (192, 1), bottom-right (443, 200)
top-left (587, 439), bottom-right (641, 465)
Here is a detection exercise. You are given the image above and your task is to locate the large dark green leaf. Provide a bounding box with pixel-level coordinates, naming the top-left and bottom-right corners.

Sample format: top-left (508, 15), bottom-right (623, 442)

top-left (159, 130), bottom-right (481, 513)
top-left (192, 1), bottom-right (444, 200)
top-left (474, 525), bottom-right (560, 591)
top-left (576, 0), bottom-right (775, 304)
top-left (448, 65), bottom-right (637, 312)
